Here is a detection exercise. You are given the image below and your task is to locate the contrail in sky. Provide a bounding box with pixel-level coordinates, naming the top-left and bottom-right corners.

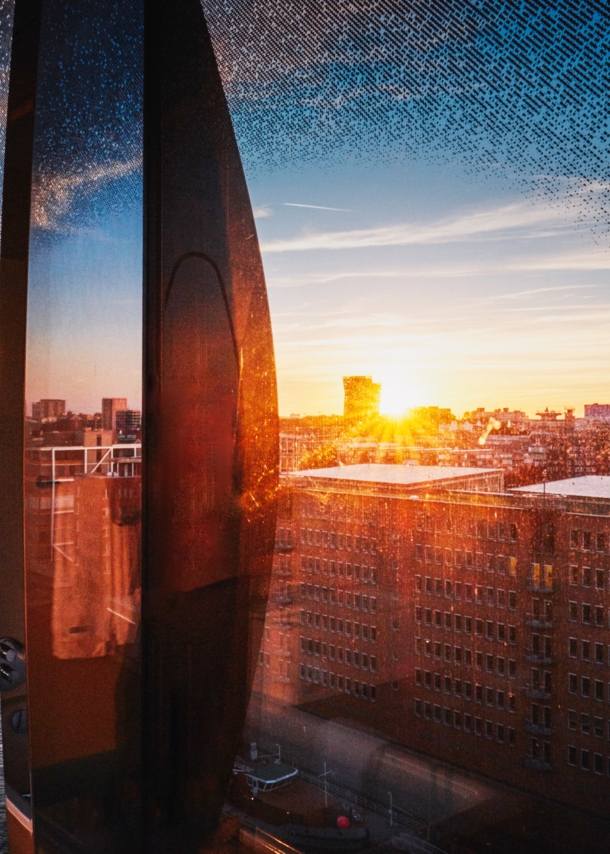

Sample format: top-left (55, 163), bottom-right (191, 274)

top-left (284, 202), bottom-right (353, 212)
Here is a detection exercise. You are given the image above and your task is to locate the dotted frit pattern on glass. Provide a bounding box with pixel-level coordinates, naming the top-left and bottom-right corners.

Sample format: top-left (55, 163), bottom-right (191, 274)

top-left (203, 0), bottom-right (609, 240)
top-left (31, 0), bottom-right (142, 234)
top-left (0, 0), bottom-right (15, 244)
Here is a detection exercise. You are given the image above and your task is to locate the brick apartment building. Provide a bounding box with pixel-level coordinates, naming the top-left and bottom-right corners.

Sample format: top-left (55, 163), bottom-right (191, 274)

top-left (254, 464), bottom-right (610, 816)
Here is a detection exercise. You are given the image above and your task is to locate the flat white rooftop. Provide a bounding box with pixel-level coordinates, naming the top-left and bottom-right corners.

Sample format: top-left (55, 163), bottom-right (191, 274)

top-left (512, 475), bottom-right (610, 499)
top-left (289, 463), bottom-right (498, 486)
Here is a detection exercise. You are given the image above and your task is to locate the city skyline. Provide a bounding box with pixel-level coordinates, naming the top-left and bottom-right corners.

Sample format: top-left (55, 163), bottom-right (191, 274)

top-left (26, 383), bottom-right (609, 423)
top-left (1, 3), bottom-right (604, 421)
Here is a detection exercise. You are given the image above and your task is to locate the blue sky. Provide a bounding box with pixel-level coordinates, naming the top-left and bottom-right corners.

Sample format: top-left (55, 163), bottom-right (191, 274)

top-left (248, 156), bottom-right (610, 416)
top-left (1, 1), bottom-right (607, 418)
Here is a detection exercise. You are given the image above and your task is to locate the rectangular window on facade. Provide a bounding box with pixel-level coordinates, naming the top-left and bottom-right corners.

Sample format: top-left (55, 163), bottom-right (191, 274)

top-left (532, 563), bottom-right (541, 586)
top-left (569, 565), bottom-right (578, 585)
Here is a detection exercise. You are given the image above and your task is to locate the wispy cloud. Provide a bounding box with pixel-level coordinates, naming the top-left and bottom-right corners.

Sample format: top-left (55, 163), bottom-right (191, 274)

top-left (284, 202), bottom-right (354, 212)
top-left (32, 157), bottom-right (141, 230)
top-left (261, 202), bottom-right (573, 254)
top-left (253, 204), bottom-right (273, 219)
top-left (484, 284), bottom-right (597, 302)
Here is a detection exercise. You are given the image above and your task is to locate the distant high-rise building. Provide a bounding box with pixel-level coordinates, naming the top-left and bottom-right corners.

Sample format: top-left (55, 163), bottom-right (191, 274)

top-left (102, 398), bottom-right (128, 431)
top-left (585, 403), bottom-right (610, 420)
top-left (343, 376), bottom-right (381, 420)
top-left (32, 399), bottom-right (66, 421)
top-left (116, 409), bottom-right (142, 434)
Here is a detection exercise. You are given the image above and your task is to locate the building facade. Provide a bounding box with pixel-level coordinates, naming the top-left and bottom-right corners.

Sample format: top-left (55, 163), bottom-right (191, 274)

top-left (255, 464), bottom-right (610, 816)
top-left (32, 398), bottom-right (66, 421)
top-left (343, 376), bottom-right (381, 421)
top-left (101, 397), bottom-right (128, 432)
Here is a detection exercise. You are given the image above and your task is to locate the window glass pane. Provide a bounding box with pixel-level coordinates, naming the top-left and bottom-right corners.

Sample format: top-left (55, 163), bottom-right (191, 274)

top-left (203, 1), bottom-right (610, 849)
top-left (22, 0), bottom-right (143, 846)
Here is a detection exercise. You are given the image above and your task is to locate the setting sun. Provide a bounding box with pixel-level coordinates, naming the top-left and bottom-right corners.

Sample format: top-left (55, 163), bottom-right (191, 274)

top-left (379, 372), bottom-right (428, 416)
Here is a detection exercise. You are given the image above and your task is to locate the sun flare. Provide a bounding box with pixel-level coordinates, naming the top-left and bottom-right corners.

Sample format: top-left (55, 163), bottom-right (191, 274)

top-left (379, 372), bottom-right (428, 417)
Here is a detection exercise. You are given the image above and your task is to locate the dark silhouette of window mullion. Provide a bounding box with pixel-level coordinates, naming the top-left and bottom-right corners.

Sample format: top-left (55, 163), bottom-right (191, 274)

top-left (0, 0), bottom-right (43, 816)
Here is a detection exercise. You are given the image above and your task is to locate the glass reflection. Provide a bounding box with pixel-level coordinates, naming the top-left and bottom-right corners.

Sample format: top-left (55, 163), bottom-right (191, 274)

top-left (23, 0), bottom-right (142, 848)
